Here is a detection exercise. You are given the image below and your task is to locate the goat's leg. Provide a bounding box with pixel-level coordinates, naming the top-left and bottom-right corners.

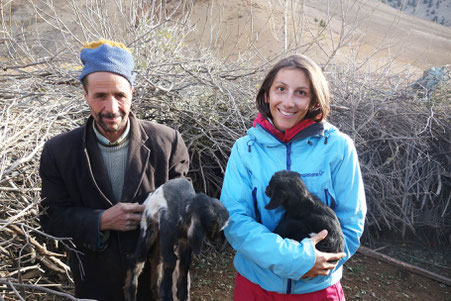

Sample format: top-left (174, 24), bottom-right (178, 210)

top-left (159, 253), bottom-right (177, 300)
top-left (149, 236), bottom-right (161, 300)
top-left (175, 243), bottom-right (192, 301)
top-left (159, 233), bottom-right (177, 301)
top-left (124, 219), bottom-right (158, 301)
top-left (124, 260), bottom-right (145, 301)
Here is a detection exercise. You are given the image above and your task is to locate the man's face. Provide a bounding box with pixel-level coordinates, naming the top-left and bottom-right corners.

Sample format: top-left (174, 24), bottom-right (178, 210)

top-left (83, 72), bottom-right (133, 142)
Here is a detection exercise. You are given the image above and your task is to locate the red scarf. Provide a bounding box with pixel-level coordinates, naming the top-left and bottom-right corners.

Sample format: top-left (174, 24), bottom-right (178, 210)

top-left (252, 112), bottom-right (315, 143)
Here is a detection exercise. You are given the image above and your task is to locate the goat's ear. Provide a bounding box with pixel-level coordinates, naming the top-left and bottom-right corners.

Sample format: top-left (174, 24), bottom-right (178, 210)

top-left (265, 194), bottom-right (283, 210)
top-left (296, 180), bottom-right (316, 207)
top-left (188, 214), bottom-right (205, 255)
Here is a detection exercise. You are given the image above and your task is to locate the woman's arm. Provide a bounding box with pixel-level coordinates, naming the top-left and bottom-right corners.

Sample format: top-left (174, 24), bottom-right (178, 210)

top-left (332, 135), bottom-right (367, 267)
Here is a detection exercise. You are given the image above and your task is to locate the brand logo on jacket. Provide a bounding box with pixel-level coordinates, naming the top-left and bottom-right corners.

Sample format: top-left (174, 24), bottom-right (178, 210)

top-left (300, 170), bottom-right (324, 177)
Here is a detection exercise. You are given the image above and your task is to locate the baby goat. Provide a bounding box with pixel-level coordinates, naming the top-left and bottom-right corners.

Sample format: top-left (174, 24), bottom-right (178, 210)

top-left (124, 178), bottom-right (229, 301)
top-left (265, 170), bottom-right (344, 254)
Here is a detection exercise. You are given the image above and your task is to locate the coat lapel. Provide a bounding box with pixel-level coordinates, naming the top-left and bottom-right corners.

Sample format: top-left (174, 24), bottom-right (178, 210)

top-left (84, 117), bottom-right (116, 206)
top-left (121, 114), bottom-right (151, 203)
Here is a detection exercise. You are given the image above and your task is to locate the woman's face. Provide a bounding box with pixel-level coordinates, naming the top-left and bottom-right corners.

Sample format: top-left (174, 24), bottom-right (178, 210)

top-left (265, 67), bottom-right (313, 131)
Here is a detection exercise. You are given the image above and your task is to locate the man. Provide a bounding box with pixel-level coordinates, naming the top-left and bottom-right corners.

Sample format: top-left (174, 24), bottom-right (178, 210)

top-left (39, 39), bottom-right (190, 300)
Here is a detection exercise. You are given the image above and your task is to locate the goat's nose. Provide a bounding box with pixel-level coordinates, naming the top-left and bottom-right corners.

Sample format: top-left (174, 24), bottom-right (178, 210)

top-left (265, 186), bottom-right (271, 196)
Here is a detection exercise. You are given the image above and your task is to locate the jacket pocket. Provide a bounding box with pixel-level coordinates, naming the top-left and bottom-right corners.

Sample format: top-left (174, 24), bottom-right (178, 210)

top-left (324, 188), bottom-right (336, 209)
top-left (252, 187), bottom-right (262, 223)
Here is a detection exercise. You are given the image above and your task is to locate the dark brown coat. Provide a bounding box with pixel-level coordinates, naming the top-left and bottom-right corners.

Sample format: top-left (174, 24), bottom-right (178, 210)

top-left (39, 113), bottom-right (189, 301)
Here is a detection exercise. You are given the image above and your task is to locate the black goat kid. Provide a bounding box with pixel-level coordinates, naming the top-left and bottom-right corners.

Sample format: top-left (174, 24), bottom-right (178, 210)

top-left (124, 178), bottom-right (229, 301)
top-left (265, 170), bottom-right (344, 255)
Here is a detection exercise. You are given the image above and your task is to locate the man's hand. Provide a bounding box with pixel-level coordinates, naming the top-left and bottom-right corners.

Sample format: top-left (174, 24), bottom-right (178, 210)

top-left (100, 202), bottom-right (145, 232)
top-left (302, 230), bottom-right (346, 279)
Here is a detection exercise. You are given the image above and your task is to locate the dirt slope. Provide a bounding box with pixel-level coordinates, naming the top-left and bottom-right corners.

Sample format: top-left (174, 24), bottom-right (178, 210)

top-left (185, 0), bottom-right (451, 73)
top-left (7, 0), bottom-right (450, 73)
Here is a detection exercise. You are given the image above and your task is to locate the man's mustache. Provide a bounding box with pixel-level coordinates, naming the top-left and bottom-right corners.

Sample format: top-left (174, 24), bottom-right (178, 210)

top-left (99, 112), bottom-right (124, 119)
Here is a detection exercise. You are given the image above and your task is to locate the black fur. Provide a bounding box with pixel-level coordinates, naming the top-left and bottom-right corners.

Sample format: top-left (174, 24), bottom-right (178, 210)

top-left (265, 170), bottom-right (344, 255)
top-left (124, 178), bottom-right (229, 301)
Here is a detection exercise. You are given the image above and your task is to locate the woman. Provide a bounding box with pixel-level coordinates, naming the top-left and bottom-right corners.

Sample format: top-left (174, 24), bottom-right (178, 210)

top-left (220, 55), bottom-right (366, 300)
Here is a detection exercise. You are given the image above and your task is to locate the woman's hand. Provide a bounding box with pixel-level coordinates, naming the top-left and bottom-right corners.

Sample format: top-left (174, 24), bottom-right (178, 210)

top-left (302, 230), bottom-right (346, 279)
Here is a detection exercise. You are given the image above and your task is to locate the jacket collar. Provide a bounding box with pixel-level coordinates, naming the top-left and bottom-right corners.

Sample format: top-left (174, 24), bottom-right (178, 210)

top-left (83, 112), bottom-right (151, 205)
top-left (251, 113), bottom-right (325, 145)
top-left (122, 113), bottom-right (151, 203)
top-left (92, 119), bottom-right (131, 147)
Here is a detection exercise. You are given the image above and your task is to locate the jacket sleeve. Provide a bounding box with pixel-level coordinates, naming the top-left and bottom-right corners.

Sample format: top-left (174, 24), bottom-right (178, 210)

top-left (332, 136), bottom-right (367, 268)
top-left (220, 141), bottom-right (317, 280)
top-left (39, 141), bottom-right (103, 252)
top-left (168, 130), bottom-right (190, 179)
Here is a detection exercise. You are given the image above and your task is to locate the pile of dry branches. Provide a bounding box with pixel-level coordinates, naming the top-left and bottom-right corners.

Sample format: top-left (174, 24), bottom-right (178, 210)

top-left (327, 64), bottom-right (451, 244)
top-left (1, 0), bottom-right (450, 299)
top-left (0, 77), bottom-right (87, 299)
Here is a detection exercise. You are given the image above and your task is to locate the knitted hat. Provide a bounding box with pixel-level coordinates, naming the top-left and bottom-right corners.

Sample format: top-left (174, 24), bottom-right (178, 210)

top-left (79, 39), bottom-right (135, 86)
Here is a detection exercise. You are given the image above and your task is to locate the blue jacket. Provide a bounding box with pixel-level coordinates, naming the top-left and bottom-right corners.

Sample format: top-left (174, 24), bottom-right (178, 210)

top-left (220, 121), bottom-right (366, 294)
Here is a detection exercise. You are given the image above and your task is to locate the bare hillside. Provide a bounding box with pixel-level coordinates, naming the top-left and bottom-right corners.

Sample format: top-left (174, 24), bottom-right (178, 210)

top-left (186, 0), bottom-right (451, 73)
top-left (4, 0), bottom-right (450, 74)
top-left (379, 0), bottom-right (451, 27)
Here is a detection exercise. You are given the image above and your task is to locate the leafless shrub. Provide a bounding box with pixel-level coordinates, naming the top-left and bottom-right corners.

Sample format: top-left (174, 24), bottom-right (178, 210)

top-left (0, 72), bottom-right (88, 299)
top-left (327, 63), bottom-right (451, 245)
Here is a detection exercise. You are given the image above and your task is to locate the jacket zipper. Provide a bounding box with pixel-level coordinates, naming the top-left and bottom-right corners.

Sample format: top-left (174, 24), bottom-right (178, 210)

top-left (286, 279), bottom-right (292, 294)
top-left (286, 143), bottom-right (292, 171)
top-left (286, 142), bottom-right (292, 294)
